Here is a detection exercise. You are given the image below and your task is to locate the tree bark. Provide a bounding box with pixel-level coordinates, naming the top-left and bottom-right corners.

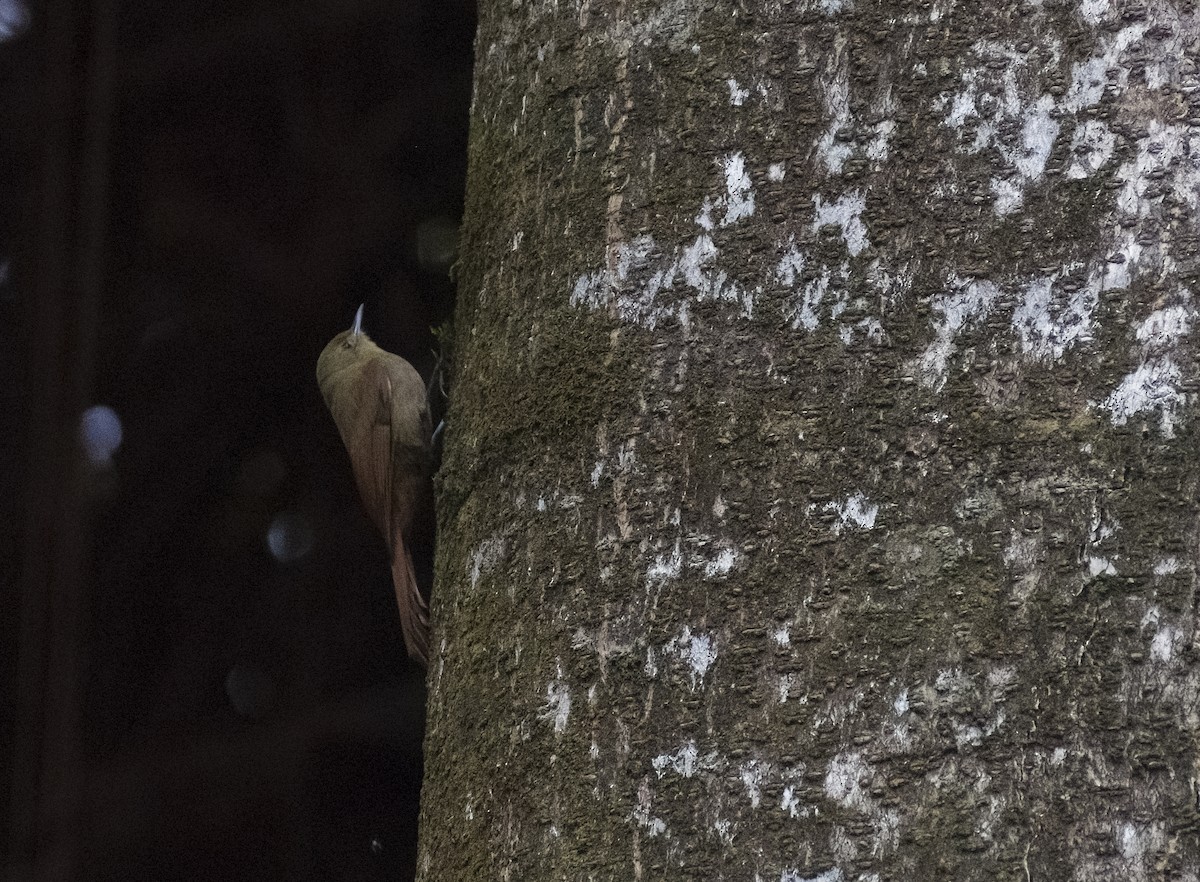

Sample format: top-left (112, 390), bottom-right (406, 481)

top-left (421, 0), bottom-right (1200, 879)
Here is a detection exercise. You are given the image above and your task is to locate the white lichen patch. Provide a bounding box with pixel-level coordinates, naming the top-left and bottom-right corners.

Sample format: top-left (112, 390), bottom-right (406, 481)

top-left (1104, 358), bottom-right (1184, 429)
top-left (780, 785), bottom-right (811, 819)
top-left (812, 688), bottom-right (865, 730)
top-left (786, 266), bottom-right (833, 332)
top-left (1115, 122), bottom-right (1200, 225)
top-left (935, 41), bottom-right (1062, 215)
top-left (815, 42), bottom-right (852, 174)
top-left (821, 752), bottom-right (900, 854)
top-left (652, 741), bottom-right (699, 778)
top-left (646, 538), bottom-right (683, 586)
top-left (727, 77), bottom-right (749, 106)
top-left (916, 276), bottom-right (1002, 390)
top-left (662, 625), bottom-right (719, 690)
top-left (1153, 557), bottom-right (1179, 576)
top-left (811, 192), bottom-right (869, 257)
top-left (1135, 302), bottom-right (1195, 347)
top-left (1116, 820), bottom-right (1166, 882)
top-left (1064, 21), bottom-right (1148, 113)
top-left (702, 546), bottom-right (738, 577)
top-left (1065, 120), bottom-right (1115, 180)
top-left (602, 0), bottom-right (703, 53)
top-left (713, 818), bottom-right (734, 844)
top-left (824, 751), bottom-right (870, 810)
top-left (538, 660), bottom-right (572, 734)
top-left (468, 537), bottom-right (507, 590)
top-left (810, 492), bottom-right (879, 532)
top-left (935, 17), bottom-right (1151, 217)
top-left (719, 152), bottom-right (756, 226)
top-left (632, 778), bottom-right (667, 837)
top-left (740, 759), bottom-right (772, 809)
top-left (777, 672), bottom-right (796, 703)
top-left (775, 240), bottom-right (807, 288)
top-left (1149, 622), bottom-right (1181, 663)
top-left (571, 231), bottom-right (750, 329)
top-left (1009, 269), bottom-right (1101, 362)
top-left (1098, 295), bottom-right (1196, 436)
top-left (645, 534), bottom-right (741, 586)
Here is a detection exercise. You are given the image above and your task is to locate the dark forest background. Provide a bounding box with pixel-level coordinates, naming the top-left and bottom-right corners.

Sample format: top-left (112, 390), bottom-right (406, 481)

top-left (1, 1), bottom-right (474, 878)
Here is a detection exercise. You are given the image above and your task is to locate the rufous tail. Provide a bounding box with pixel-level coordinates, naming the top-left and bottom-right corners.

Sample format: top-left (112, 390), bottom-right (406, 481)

top-left (391, 540), bottom-right (430, 666)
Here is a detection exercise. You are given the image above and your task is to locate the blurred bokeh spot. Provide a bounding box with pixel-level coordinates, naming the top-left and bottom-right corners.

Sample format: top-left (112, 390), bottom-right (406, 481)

top-left (0, 0), bottom-right (28, 42)
top-left (79, 404), bottom-right (124, 465)
top-left (266, 510), bottom-right (314, 563)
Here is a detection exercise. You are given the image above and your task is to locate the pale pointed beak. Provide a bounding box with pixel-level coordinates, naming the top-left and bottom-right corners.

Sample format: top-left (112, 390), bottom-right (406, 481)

top-left (350, 303), bottom-right (364, 336)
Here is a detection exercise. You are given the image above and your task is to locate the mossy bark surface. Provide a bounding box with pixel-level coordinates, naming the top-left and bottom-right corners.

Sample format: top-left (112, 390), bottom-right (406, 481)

top-left (420, 1), bottom-right (1200, 879)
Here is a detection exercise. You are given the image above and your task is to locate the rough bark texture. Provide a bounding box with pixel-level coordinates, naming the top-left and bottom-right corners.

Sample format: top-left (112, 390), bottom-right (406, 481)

top-left (421, 0), bottom-right (1200, 879)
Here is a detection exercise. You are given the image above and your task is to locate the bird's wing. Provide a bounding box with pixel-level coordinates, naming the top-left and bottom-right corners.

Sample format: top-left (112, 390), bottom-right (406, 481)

top-left (352, 358), bottom-right (431, 666)
top-left (344, 358), bottom-right (395, 544)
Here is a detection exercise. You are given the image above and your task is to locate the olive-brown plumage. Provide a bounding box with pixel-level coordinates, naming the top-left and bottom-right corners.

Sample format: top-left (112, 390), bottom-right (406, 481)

top-left (316, 306), bottom-right (432, 665)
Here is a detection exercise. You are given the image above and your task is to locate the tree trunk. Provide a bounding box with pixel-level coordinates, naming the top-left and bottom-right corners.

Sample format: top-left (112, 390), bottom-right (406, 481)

top-left (420, 0), bottom-right (1200, 879)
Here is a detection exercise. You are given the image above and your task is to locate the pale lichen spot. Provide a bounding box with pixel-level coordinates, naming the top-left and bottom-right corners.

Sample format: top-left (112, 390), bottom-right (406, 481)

top-left (1099, 357), bottom-right (1186, 437)
top-left (713, 818), bottom-right (734, 844)
top-left (1065, 120), bottom-right (1115, 180)
top-left (644, 646), bottom-right (659, 678)
top-left (811, 492), bottom-right (879, 532)
top-left (727, 77), bottom-right (749, 106)
top-left (632, 779), bottom-right (667, 837)
top-left (823, 751), bottom-right (869, 810)
top-left (1010, 270), bottom-right (1101, 362)
top-left (468, 537), bottom-right (507, 590)
top-left (781, 785), bottom-right (811, 819)
top-left (739, 759), bottom-right (769, 808)
top-left (719, 152), bottom-right (755, 226)
top-left (1135, 303), bottom-right (1194, 345)
top-left (916, 276), bottom-right (1002, 390)
top-left (789, 267), bottom-right (830, 331)
top-left (775, 241), bottom-right (807, 288)
top-left (815, 52), bottom-right (852, 174)
top-left (652, 740), bottom-right (699, 778)
top-left (1153, 557), bottom-right (1179, 576)
top-left (811, 191), bottom-right (869, 257)
top-left (1088, 556), bottom-right (1117, 578)
top-left (777, 673), bottom-right (794, 703)
top-left (663, 626), bottom-right (718, 690)
top-left (703, 547), bottom-right (738, 578)
top-left (1150, 623), bottom-right (1181, 663)
top-left (646, 539), bottom-right (683, 585)
top-left (538, 660), bottom-right (572, 734)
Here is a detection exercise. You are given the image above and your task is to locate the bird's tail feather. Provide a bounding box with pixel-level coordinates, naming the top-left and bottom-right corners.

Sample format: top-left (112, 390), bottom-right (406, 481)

top-left (391, 541), bottom-right (430, 666)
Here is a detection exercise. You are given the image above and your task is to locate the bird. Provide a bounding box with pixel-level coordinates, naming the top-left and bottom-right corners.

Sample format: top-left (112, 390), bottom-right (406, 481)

top-left (316, 305), bottom-right (432, 665)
